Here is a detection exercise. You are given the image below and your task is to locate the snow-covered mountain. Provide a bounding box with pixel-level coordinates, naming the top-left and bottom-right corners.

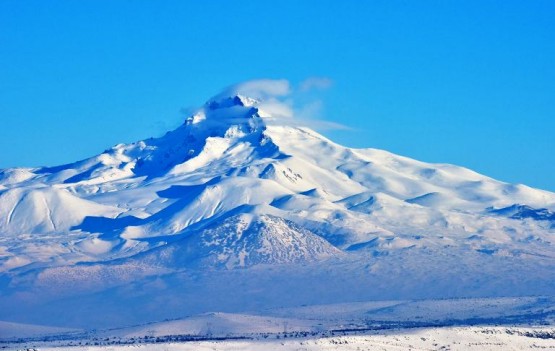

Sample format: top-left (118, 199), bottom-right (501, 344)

top-left (1, 81), bottom-right (554, 329)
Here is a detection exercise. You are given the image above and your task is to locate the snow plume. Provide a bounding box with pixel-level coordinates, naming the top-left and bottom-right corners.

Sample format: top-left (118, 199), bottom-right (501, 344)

top-left (208, 78), bottom-right (348, 130)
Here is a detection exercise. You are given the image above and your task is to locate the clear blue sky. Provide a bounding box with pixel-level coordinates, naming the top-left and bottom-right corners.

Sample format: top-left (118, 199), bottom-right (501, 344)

top-left (1, 1), bottom-right (554, 191)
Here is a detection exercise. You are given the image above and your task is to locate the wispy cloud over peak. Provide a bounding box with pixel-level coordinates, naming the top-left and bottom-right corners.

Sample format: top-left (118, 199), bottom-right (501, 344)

top-left (202, 78), bottom-right (347, 131)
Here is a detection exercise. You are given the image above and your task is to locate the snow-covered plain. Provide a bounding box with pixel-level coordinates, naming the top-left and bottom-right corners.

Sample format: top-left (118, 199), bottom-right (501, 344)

top-left (5, 328), bottom-right (555, 351)
top-left (32, 328), bottom-right (555, 351)
top-left (2, 297), bottom-right (555, 350)
top-left (0, 81), bottom-right (554, 336)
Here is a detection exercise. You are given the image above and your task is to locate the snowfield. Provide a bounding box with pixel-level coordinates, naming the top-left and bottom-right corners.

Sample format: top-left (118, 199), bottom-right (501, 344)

top-left (7, 328), bottom-right (555, 351)
top-left (2, 297), bottom-right (554, 350)
top-left (3, 323), bottom-right (555, 351)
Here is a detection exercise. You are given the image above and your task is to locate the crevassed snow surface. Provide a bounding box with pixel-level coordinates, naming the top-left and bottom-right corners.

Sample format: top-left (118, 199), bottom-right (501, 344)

top-left (0, 89), bottom-right (554, 329)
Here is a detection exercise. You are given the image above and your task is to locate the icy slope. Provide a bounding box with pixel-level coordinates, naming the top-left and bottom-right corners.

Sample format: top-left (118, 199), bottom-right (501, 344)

top-left (0, 80), bottom-right (554, 328)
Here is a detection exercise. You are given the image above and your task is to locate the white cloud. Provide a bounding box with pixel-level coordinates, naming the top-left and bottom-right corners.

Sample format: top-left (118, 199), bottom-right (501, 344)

top-left (257, 98), bottom-right (294, 119)
top-left (208, 78), bottom-right (348, 131)
top-left (296, 100), bottom-right (323, 120)
top-left (214, 79), bottom-right (290, 101)
top-left (299, 77), bottom-right (333, 92)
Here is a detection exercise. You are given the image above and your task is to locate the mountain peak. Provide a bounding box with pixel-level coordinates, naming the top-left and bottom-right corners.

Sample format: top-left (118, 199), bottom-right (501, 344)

top-left (206, 94), bottom-right (259, 110)
top-left (185, 93), bottom-right (263, 131)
